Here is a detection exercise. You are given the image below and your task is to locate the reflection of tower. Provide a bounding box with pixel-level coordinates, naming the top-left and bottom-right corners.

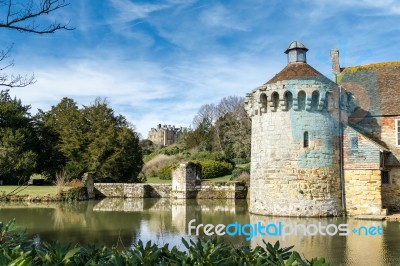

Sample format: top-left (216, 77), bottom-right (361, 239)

top-left (249, 214), bottom-right (347, 265)
top-left (171, 199), bottom-right (198, 234)
top-left (245, 41), bottom-right (347, 216)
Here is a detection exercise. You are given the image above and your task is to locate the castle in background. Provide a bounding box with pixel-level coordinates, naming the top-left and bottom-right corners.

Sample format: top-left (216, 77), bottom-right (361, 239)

top-left (148, 124), bottom-right (187, 146)
top-left (245, 41), bottom-right (400, 216)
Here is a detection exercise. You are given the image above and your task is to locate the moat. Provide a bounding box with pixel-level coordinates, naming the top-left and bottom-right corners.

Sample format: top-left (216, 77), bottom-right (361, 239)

top-left (1, 198), bottom-right (400, 265)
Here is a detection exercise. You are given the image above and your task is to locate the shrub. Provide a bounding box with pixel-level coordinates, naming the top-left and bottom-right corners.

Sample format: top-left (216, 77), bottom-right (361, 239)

top-left (232, 157), bottom-right (250, 164)
top-left (158, 165), bottom-right (173, 180)
top-left (55, 170), bottom-right (68, 195)
top-left (243, 163), bottom-right (250, 172)
top-left (0, 220), bottom-right (332, 265)
top-left (235, 172), bottom-right (250, 183)
top-left (231, 168), bottom-right (246, 179)
top-left (144, 145), bottom-right (187, 162)
top-left (67, 178), bottom-right (83, 187)
top-left (198, 160), bottom-right (234, 179)
top-left (191, 151), bottom-right (231, 162)
top-left (140, 154), bottom-right (178, 178)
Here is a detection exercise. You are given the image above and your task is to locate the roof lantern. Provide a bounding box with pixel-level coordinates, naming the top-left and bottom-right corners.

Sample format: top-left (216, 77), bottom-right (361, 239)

top-left (284, 41), bottom-right (308, 63)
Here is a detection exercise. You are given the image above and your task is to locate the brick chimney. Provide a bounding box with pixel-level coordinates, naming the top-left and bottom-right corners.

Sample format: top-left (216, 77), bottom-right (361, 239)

top-left (330, 49), bottom-right (340, 81)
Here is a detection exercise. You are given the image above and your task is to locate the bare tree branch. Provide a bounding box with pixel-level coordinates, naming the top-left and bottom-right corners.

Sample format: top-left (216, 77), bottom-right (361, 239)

top-left (0, 0), bottom-right (74, 34)
top-left (0, 0), bottom-right (72, 87)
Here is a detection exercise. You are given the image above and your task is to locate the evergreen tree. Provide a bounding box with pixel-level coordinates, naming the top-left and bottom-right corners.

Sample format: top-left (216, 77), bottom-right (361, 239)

top-left (0, 90), bottom-right (37, 184)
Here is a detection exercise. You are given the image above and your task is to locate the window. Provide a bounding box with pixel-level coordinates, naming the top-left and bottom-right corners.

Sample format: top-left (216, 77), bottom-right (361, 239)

top-left (351, 137), bottom-right (358, 149)
top-left (272, 92), bottom-right (279, 112)
top-left (310, 91), bottom-right (319, 111)
top-left (382, 171), bottom-right (390, 185)
top-left (284, 91), bottom-right (293, 111)
top-left (304, 131), bottom-right (309, 148)
top-left (298, 91), bottom-right (306, 110)
top-left (260, 93), bottom-right (268, 113)
top-left (397, 120), bottom-right (400, 146)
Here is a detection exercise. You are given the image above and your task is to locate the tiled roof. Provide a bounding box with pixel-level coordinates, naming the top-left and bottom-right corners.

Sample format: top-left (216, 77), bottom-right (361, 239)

top-left (339, 61), bottom-right (400, 116)
top-left (266, 62), bottom-right (324, 84)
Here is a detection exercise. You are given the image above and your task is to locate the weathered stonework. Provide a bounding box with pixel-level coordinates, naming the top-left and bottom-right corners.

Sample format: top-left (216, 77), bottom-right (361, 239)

top-left (382, 168), bottom-right (400, 211)
top-left (94, 183), bottom-right (171, 198)
top-left (171, 162), bottom-right (201, 199)
top-left (196, 181), bottom-right (247, 199)
top-left (82, 172), bottom-right (95, 199)
top-left (245, 42), bottom-right (344, 217)
top-left (345, 170), bottom-right (383, 215)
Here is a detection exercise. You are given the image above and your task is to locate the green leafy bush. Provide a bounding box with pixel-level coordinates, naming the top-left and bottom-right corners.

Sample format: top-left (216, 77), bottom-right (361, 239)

top-left (191, 151), bottom-right (232, 163)
top-left (198, 160), bottom-right (234, 179)
top-left (144, 145), bottom-right (187, 162)
top-left (232, 157), bottom-right (250, 164)
top-left (158, 165), bottom-right (173, 180)
top-left (231, 168), bottom-right (246, 179)
top-left (140, 155), bottom-right (178, 178)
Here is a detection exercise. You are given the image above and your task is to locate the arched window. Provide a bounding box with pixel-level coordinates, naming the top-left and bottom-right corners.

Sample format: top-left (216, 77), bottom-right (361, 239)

top-left (303, 131), bottom-right (309, 148)
top-left (311, 91), bottom-right (320, 111)
top-left (298, 91), bottom-right (306, 110)
top-left (272, 92), bottom-right (279, 112)
top-left (284, 91), bottom-right (293, 111)
top-left (260, 93), bottom-right (268, 112)
top-left (324, 92), bottom-right (332, 110)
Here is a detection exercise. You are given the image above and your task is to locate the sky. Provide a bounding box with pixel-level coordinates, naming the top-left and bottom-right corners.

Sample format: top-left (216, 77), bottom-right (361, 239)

top-left (1, 0), bottom-right (400, 137)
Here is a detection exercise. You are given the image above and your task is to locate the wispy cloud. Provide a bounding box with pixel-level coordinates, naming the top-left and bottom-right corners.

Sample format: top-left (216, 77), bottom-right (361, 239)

top-left (3, 0), bottom-right (399, 137)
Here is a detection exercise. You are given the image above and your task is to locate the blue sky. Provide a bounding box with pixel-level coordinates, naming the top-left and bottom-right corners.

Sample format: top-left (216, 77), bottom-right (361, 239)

top-left (2, 0), bottom-right (400, 137)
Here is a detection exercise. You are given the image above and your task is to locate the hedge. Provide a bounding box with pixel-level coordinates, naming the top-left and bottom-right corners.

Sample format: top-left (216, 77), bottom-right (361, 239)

top-left (198, 160), bottom-right (234, 179)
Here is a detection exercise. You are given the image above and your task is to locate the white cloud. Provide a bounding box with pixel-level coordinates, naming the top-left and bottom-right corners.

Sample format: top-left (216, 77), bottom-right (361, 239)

top-left (8, 47), bottom-right (274, 137)
top-left (199, 4), bottom-right (248, 31)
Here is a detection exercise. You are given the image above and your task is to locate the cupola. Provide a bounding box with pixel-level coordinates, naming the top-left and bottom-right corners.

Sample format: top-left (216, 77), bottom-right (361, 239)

top-left (285, 41), bottom-right (308, 64)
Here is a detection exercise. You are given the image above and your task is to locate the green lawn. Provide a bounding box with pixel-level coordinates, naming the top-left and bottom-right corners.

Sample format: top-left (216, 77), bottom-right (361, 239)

top-left (0, 186), bottom-right (70, 196)
top-left (202, 175), bottom-right (232, 182)
top-left (145, 177), bottom-right (172, 184)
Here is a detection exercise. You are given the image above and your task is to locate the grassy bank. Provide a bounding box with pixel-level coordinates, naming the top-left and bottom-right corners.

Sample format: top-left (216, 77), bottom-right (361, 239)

top-left (0, 186), bottom-right (63, 196)
top-left (0, 185), bottom-right (83, 202)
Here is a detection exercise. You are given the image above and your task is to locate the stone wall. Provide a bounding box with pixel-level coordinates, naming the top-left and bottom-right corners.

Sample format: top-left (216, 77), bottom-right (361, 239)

top-left (94, 183), bottom-right (171, 198)
top-left (245, 78), bottom-right (343, 217)
top-left (171, 162), bottom-right (200, 199)
top-left (345, 169), bottom-right (383, 215)
top-left (382, 168), bottom-right (400, 211)
top-left (94, 182), bottom-right (247, 199)
top-left (196, 181), bottom-right (247, 199)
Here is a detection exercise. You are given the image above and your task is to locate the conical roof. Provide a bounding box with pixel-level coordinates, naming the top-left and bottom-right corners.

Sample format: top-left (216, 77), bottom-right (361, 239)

top-left (266, 62), bottom-right (324, 84)
top-left (284, 41), bottom-right (308, 54)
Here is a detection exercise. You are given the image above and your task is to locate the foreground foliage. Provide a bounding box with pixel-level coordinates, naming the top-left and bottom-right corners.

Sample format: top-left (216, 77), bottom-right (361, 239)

top-left (0, 219), bottom-right (331, 266)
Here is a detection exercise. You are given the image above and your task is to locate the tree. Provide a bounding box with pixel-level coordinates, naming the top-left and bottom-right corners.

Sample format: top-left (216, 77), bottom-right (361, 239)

top-left (183, 96), bottom-right (251, 159)
top-left (81, 98), bottom-right (143, 182)
top-left (214, 96), bottom-right (251, 159)
top-left (38, 97), bottom-right (143, 182)
top-left (192, 103), bottom-right (216, 129)
top-left (36, 97), bottom-right (86, 178)
top-left (0, 0), bottom-right (72, 87)
top-left (0, 90), bottom-right (37, 184)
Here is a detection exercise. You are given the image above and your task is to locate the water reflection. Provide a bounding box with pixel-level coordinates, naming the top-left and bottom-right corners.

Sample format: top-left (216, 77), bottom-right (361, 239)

top-left (249, 214), bottom-right (400, 266)
top-left (1, 199), bottom-right (400, 265)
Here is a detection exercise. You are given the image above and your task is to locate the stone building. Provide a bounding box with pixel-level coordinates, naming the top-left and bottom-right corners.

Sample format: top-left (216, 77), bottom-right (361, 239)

top-left (245, 41), bottom-right (400, 216)
top-left (147, 124), bottom-right (186, 146)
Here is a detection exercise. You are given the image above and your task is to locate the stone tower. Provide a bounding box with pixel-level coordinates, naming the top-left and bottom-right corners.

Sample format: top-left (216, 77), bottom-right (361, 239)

top-left (245, 41), bottom-right (346, 216)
